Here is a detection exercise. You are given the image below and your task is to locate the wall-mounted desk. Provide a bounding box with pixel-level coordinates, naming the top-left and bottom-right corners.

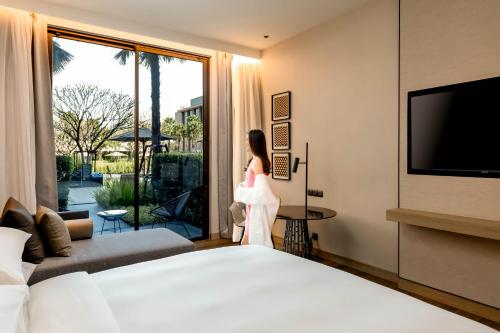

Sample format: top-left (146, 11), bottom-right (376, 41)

top-left (386, 208), bottom-right (500, 241)
top-left (387, 208), bottom-right (500, 322)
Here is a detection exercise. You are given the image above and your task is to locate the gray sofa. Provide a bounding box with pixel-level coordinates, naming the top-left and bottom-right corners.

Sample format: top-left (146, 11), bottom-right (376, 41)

top-left (28, 211), bottom-right (195, 285)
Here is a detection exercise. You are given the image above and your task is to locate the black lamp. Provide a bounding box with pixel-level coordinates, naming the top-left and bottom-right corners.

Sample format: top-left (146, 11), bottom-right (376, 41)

top-left (292, 142), bottom-right (309, 221)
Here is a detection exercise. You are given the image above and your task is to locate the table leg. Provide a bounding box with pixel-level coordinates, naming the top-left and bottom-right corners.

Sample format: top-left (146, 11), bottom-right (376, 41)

top-left (283, 219), bottom-right (312, 258)
top-left (100, 218), bottom-right (105, 235)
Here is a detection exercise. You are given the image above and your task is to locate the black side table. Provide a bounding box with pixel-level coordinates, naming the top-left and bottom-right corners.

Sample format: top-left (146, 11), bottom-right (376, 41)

top-left (276, 206), bottom-right (337, 258)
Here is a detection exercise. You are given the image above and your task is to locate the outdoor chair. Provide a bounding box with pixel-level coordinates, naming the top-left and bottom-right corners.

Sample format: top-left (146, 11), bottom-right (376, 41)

top-left (150, 190), bottom-right (192, 237)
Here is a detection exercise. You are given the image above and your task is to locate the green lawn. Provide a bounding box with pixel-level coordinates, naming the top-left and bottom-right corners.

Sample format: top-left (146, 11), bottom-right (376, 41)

top-left (95, 159), bottom-right (134, 174)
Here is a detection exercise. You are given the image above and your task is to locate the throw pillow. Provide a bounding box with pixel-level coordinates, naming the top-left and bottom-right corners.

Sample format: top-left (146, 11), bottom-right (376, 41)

top-left (1, 198), bottom-right (45, 263)
top-left (36, 207), bottom-right (71, 257)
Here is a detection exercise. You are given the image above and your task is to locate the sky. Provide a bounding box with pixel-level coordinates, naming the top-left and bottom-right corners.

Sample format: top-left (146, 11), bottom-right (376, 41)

top-left (53, 37), bottom-right (203, 122)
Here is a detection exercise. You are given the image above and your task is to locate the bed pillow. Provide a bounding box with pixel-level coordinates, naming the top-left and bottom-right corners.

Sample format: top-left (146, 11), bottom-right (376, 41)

top-left (36, 206), bottom-right (72, 257)
top-left (1, 197), bottom-right (45, 263)
top-left (22, 262), bottom-right (37, 283)
top-left (0, 227), bottom-right (31, 285)
top-left (0, 285), bottom-right (30, 333)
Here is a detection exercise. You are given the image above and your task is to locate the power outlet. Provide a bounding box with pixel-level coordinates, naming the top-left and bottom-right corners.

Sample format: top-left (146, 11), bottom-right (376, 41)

top-left (307, 189), bottom-right (324, 197)
top-left (311, 233), bottom-right (319, 241)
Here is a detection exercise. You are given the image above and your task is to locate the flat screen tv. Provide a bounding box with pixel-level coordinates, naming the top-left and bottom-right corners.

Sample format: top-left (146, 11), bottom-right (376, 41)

top-left (408, 76), bottom-right (500, 178)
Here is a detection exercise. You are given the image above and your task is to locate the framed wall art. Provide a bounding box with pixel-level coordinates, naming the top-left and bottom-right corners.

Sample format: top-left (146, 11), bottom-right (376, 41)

top-left (272, 91), bottom-right (291, 121)
top-left (272, 152), bottom-right (291, 180)
top-left (272, 122), bottom-right (290, 150)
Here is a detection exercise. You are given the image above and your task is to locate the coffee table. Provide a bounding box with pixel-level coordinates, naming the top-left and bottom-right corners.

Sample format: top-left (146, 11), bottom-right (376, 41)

top-left (97, 209), bottom-right (128, 234)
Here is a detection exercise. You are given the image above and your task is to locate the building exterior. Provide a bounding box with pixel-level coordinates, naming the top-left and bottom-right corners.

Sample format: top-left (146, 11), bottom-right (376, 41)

top-left (175, 96), bottom-right (203, 125)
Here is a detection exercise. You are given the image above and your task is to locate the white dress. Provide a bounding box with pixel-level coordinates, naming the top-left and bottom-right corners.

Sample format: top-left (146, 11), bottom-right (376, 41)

top-left (234, 162), bottom-right (279, 248)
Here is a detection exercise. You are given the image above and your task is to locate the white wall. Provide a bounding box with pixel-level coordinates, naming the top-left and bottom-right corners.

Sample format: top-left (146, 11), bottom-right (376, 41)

top-left (0, 0), bottom-right (260, 58)
top-left (262, 0), bottom-right (399, 272)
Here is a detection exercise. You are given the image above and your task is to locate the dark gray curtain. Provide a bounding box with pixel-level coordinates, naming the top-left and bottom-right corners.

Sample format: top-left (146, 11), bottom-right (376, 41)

top-left (217, 52), bottom-right (233, 238)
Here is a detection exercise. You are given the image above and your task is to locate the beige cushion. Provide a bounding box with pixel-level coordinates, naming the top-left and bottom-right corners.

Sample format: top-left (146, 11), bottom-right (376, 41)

top-left (36, 207), bottom-right (71, 257)
top-left (64, 219), bottom-right (93, 241)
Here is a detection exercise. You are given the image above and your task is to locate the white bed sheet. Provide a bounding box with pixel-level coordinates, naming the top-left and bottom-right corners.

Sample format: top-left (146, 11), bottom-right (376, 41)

top-left (90, 246), bottom-right (497, 333)
top-left (29, 272), bottom-right (121, 333)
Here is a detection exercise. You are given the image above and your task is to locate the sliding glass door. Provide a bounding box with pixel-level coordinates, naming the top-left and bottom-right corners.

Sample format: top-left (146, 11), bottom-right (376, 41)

top-left (137, 50), bottom-right (205, 238)
top-left (50, 29), bottom-right (209, 240)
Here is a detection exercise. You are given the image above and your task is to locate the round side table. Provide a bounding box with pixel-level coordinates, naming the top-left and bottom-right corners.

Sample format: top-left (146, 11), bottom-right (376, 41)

top-left (276, 206), bottom-right (337, 258)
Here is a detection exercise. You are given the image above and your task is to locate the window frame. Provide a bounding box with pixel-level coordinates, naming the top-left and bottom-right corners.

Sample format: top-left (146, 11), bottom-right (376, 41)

top-left (48, 26), bottom-right (211, 240)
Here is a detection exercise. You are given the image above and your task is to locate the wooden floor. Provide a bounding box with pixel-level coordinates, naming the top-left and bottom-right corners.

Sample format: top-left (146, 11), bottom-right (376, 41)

top-left (194, 239), bottom-right (500, 331)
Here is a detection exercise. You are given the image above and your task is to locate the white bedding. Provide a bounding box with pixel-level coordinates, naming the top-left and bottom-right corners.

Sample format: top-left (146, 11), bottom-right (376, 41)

top-left (29, 272), bottom-right (121, 333)
top-left (29, 246), bottom-right (497, 333)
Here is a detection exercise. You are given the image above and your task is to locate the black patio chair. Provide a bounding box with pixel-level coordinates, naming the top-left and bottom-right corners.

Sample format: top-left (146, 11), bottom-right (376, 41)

top-left (150, 191), bottom-right (192, 237)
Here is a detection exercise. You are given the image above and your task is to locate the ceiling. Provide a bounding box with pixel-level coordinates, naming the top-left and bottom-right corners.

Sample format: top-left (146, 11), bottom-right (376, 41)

top-left (36, 0), bottom-right (371, 51)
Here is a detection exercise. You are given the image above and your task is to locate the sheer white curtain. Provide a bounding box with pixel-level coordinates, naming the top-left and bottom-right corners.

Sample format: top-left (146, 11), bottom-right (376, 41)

top-left (231, 56), bottom-right (263, 241)
top-left (0, 7), bottom-right (36, 212)
top-left (232, 57), bottom-right (263, 188)
top-left (0, 7), bottom-right (55, 213)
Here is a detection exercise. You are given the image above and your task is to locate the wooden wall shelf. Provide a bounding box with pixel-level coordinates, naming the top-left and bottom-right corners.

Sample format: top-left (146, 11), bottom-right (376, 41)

top-left (386, 208), bottom-right (500, 241)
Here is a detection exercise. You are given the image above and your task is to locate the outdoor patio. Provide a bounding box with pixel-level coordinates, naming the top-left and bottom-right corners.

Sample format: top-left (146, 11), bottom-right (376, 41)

top-left (66, 183), bottom-right (202, 239)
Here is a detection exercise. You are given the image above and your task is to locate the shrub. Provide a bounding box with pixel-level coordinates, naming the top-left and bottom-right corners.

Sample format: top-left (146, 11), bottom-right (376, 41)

top-left (93, 179), bottom-right (134, 209)
top-left (151, 152), bottom-right (203, 198)
top-left (121, 204), bottom-right (156, 226)
top-left (151, 152), bottom-right (202, 178)
top-left (95, 159), bottom-right (134, 174)
top-left (93, 178), bottom-right (154, 209)
top-left (56, 155), bottom-right (73, 181)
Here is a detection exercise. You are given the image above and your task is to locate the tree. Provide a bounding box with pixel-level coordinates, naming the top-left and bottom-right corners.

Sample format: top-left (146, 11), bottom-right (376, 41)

top-left (53, 83), bottom-right (134, 165)
top-left (54, 130), bottom-right (77, 155)
top-left (185, 115), bottom-right (203, 151)
top-left (114, 51), bottom-right (184, 154)
top-left (52, 41), bottom-right (74, 75)
top-left (161, 117), bottom-right (177, 135)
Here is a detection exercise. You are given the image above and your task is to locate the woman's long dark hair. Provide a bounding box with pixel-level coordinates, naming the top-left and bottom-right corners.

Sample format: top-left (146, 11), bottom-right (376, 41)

top-left (247, 129), bottom-right (271, 174)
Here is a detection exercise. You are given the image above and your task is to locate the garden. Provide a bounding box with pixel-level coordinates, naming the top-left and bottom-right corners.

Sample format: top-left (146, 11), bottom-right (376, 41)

top-left (57, 151), bottom-right (203, 227)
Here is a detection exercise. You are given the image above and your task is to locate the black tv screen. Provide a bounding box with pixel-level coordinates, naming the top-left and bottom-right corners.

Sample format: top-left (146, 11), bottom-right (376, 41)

top-left (408, 76), bottom-right (500, 178)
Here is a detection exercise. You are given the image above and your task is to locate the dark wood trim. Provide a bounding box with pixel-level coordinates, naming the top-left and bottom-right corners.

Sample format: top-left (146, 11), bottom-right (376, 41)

top-left (47, 26), bottom-right (209, 62)
top-left (48, 26), bottom-right (134, 51)
top-left (201, 56), bottom-right (210, 240)
top-left (133, 46), bottom-right (140, 231)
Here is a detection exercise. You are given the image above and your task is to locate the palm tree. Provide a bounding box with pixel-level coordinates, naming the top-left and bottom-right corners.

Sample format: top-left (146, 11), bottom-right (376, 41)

top-left (114, 51), bottom-right (184, 154)
top-left (52, 41), bottom-right (74, 75)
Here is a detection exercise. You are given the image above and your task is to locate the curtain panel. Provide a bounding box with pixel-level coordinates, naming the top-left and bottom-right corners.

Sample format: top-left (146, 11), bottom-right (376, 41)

top-left (0, 7), bottom-right (56, 213)
top-left (33, 14), bottom-right (57, 211)
top-left (231, 58), bottom-right (263, 241)
top-left (216, 51), bottom-right (234, 239)
top-left (231, 60), bottom-right (263, 188)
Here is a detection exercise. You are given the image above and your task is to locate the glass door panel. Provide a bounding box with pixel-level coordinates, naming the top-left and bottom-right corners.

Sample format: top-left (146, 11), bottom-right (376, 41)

top-left (51, 37), bottom-right (136, 236)
top-left (137, 51), bottom-right (206, 240)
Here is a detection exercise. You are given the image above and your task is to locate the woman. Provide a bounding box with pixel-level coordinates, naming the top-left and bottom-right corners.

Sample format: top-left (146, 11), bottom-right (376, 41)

top-left (234, 129), bottom-right (279, 247)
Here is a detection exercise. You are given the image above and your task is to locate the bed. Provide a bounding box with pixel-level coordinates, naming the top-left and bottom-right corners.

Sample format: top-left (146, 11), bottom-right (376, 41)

top-left (27, 246), bottom-right (497, 333)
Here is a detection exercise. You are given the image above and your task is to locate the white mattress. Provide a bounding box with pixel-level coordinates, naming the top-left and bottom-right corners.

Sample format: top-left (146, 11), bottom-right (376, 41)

top-left (30, 246), bottom-right (497, 333)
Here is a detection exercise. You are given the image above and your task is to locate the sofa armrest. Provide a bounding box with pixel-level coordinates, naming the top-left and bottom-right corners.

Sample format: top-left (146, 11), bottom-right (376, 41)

top-left (58, 210), bottom-right (89, 220)
top-left (63, 218), bottom-right (93, 240)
